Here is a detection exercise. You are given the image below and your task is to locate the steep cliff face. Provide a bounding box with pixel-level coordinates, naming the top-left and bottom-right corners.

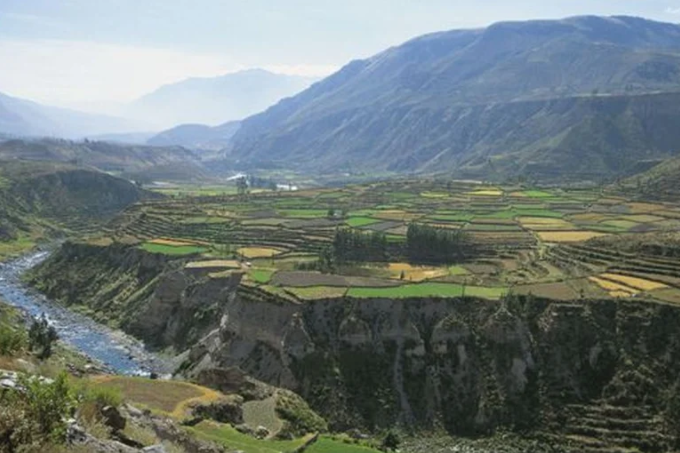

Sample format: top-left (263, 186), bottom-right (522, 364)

top-left (29, 243), bottom-right (680, 450)
top-left (27, 242), bottom-right (241, 351)
top-left (184, 295), bottom-right (680, 450)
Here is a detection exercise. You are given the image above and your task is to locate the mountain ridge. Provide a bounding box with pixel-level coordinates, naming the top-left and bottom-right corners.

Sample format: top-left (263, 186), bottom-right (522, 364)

top-left (223, 15), bottom-right (680, 180)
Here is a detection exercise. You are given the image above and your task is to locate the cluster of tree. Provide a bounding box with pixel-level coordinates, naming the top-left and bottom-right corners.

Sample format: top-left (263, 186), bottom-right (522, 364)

top-left (333, 228), bottom-right (388, 263)
top-left (406, 223), bottom-right (471, 264)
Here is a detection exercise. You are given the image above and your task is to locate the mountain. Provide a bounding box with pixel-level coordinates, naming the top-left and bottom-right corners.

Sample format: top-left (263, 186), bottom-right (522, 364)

top-left (0, 138), bottom-right (210, 183)
top-left (128, 69), bottom-right (318, 128)
top-left (225, 16), bottom-right (680, 180)
top-left (147, 121), bottom-right (241, 152)
top-left (0, 91), bottom-right (146, 139)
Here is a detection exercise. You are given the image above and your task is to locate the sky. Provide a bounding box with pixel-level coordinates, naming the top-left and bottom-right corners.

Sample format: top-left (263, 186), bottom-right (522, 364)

top-left (1, 0), bottom-right (680, 108)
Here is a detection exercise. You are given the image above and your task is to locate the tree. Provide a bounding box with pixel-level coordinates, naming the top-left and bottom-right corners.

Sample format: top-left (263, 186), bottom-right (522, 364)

top-left (406, 223), bottom-right (471, 264)
top-left (28, 315), bottom-right (58, 360)
top-left (327, 208), bottom-right (336, 219)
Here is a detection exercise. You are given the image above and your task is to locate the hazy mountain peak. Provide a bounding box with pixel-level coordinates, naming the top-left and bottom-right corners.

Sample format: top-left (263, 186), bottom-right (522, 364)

top-left (126, 69), bottom-right (319, 128)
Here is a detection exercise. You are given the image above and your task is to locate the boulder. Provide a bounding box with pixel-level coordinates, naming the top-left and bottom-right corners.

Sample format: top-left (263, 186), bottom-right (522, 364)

top-left (101, 405), bottom-right (126, 432)
top-left (255, 426), bottom-right (270, 439)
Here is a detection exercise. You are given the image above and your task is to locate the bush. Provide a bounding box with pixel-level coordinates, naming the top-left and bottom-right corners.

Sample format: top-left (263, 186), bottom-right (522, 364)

top-left (28, 315), bottom-right (58, 360)
top-left (0, 325), bottom-right (26, 356)
top-left (0, 372), bottom-right (76, 451)
top-left (76, 383), bottom-right (123, 425)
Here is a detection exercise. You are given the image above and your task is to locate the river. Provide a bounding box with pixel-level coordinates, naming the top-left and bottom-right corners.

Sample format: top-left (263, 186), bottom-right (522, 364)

top-left (0, 251), bottom-right (171, 375)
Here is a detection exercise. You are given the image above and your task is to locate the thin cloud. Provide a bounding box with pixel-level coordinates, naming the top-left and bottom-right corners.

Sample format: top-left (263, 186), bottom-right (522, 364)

top-left (0, 39), bottom-right (240, 103)
top-left (666, 6), bottom-right (680, 14)
top-left (263, 64), bottom-right (339, 78)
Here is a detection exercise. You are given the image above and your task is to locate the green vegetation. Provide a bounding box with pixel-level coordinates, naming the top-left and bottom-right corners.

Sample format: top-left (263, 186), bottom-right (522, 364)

top-left (306, 437), bottom-right (381, 453)
top-left (140, 242), bottom-right (208, 255)
top-left (347, 282), bottom-right (506, 299)
top-left (189, 421), bottom-right (309, 453)
top-left (28, 315), bottom-right (58, 360)
top-left (249, 269), bottom-right (275, 284)
top-left (346, 217), bottom-right (381, 227)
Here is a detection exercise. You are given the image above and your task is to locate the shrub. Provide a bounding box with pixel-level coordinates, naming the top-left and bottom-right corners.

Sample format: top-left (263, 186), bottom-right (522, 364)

top-left (28, 315), bottom-right (58, 360)
top-left (0, 325), bottom-right (26, 356)
top-left (0, 372), bottom-right (76, 451)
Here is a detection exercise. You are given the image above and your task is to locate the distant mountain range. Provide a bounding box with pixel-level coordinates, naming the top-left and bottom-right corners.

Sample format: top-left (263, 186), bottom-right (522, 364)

top-left (0, 92), bottom-right (145, 139)
top-left (0, 69), bottom-right (318, 140)
top-left (223, 16), bottom-right (680, 181)
top-left (125, 69), bottom-right (318, 128)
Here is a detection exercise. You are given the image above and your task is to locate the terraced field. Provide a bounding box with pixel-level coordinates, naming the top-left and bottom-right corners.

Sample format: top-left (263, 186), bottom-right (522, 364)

top-left (90, 180), bottom-right (680, 304)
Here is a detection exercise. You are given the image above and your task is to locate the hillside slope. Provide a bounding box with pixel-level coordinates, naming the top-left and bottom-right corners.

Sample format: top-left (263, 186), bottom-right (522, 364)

top-left (0, 161), bottom-right (155, 243)
top-left (0, 138), bottom-right (209, 182)
top-left (226, 16), bottom-right (680, 180)
top-left (617, 155), bottom-right (680, 199)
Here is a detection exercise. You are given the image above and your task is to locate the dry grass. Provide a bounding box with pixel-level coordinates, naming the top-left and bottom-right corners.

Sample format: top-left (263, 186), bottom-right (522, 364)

top-left (620, 214), bottom-right (665, 223)
top-left (625, 202), bottom-right (665, 214)
top-left (588, 277), bottom-right (637, 297)
top-left (386, 263), bottom-right (449, 282)
top-left (237, 247), bottom-right (284, 258)
top-left (92, 376), bottom-right (222, 418)
top-left (185, 260), bottom-right (240, 269)
top-left (599, 273), bottom-right (668, 291)
top-left (537, 231), bottom-right (608, 243)
top-left (372, 210), bottom-right (421, 221)
top-left (467, 189), bottom-right (503, 196)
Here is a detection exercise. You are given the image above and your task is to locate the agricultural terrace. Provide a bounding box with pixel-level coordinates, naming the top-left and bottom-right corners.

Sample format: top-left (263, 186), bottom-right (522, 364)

top-left (90, 180), bottom-right (680, 304)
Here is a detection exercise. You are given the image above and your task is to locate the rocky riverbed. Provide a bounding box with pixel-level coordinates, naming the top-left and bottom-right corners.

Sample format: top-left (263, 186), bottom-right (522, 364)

top-left (0, 251), bottom-right (171, 375)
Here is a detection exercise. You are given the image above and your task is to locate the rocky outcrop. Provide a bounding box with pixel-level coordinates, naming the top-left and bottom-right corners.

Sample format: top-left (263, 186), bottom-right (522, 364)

top-left (179, 296), bottom-right (680, 451)
top-left (27, 242), bottom-right (242, 351)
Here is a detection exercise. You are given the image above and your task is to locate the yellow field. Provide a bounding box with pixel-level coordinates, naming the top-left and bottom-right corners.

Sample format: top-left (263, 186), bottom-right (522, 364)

top-left (467, 189), bottom-right (503, 196)
top-left (186, 260), bottom-right (241, 269)
top-left (599, 273), bottom-right (668, 291)
top-left (237, 247), bottom-right (284, 258)
top-left (588, 276), bottom-right (637, 297)
top-left (373, 210), bottom-right (421, 221)
top-left (518, 217), bottom-right (575, 230)
top-left (387, 263), bottom-right (449, 282)
top-left (537, 231), bottom-right (607, 243)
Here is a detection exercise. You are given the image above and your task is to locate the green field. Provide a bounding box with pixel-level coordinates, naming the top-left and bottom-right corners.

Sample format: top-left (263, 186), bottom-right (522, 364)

top-left (249, 268), bottom-right (275, 284)
top-left (348, 283), bottom-right (506, 299)
top-left (346, 216), bottom-right (382, 227)
top-left (139, 243), bottom-right (208, 255)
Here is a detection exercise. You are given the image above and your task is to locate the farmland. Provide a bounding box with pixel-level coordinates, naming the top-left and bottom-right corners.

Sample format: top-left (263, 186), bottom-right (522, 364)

top-left (85, 179), bottom-right (680, 304)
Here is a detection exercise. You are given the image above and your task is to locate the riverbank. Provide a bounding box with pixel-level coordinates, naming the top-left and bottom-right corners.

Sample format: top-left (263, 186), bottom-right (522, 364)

top-left (0, 251), bottom-right (172, 375)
